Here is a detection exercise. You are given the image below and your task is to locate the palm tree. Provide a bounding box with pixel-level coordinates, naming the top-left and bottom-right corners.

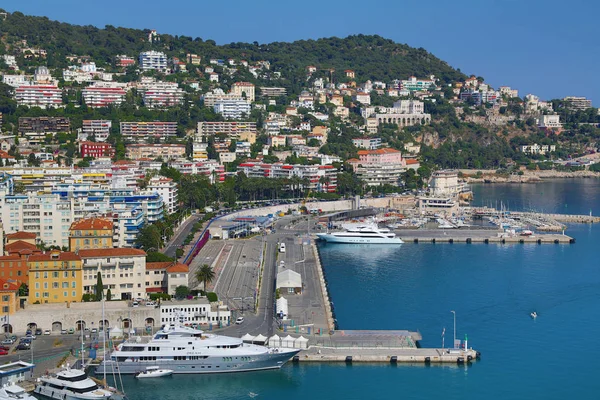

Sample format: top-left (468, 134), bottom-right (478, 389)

top-left (196, 264), bottom-right (215, 293)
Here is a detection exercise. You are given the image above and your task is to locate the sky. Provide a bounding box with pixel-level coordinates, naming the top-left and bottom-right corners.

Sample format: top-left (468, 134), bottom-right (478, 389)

top-left (3, 0), bottom-right (598, 103)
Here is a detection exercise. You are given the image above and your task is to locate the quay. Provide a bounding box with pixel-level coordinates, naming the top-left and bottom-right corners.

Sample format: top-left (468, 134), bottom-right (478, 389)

top-left (395, 229), bottom-right (574, 244)
top-left (296, 347), bottom-right (479, 364)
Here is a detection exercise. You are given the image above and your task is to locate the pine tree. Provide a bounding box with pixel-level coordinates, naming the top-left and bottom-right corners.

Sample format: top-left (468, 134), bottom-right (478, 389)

top-left (106, 288), bottom-right (112, 301)
top-left (95, 272), bottom-right (104, 301)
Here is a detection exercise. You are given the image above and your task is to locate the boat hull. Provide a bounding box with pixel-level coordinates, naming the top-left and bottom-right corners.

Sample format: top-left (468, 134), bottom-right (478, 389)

top-left (97, 349), bottom-right (300, 375)
top-left (316, 234), bottom-right (404, 244)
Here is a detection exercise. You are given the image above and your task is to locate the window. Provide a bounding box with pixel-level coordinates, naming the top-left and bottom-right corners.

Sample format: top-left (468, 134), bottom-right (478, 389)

top-left (72, 282), bottom-right (76, 288)
top-left (53, 272), bottom-right (59, 278)
top-left (72, 291), bottom-right (76, 297)
top-left (2, 306), bottom-right (8, 313)
top-left (35, 282), bottom-right (40, 289)
top-left (52, 282), bottom-right (59, 289)
top-left (63, 271), bottom-right (68, 278)
top-left (62, 282), bottom-right (68, 288)
top-left (35, 292), bottom-right (40, 298)
top-left (1, 295), bottom-right (9, 302)
top-left (35, 272), bottom-right (40, 279)
top-left (43, 282), bottom-right (48, 289)
top-left (63, 291), bottom-right (67, 297)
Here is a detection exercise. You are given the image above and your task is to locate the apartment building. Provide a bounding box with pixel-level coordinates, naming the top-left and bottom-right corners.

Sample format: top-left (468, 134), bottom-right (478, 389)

top-left (19, 117), bottom-right (70, 135)
top-left (81, 86), bottom-right (126, 108)
top-left (79, 248), bottom-right (146, 300)
top-left (140, 82), bottom-right (184, 108)
top-left (260, 87), bottom-right (287, 97)
top-left (202, 91), bottom-right (243, 108)
top-left (352, 137), bottom-right (382, 150)
top-left (401, 76), bottom-right (437, 91)
top-left (125, 144), bottom-right (186, 160)
top-left (146, 262), bottom-right (189, 296)
top-left (167, 159), bottom-right (225, 183)
top-left (236, 163), bottom-right (338, 192)
top-left (214, 99), bottom-right (251, 119)
top-left (192, 138), bottom-right (208, 161)
top-left (27, 250), bottom-right (83, 304)
top-left (563, 96), bottom-right (592, 110)
top-left (357, 148), bottom-right (403, 165)
top-left (69, 217), bottom-right (114, 251)
top-left (147, 176), bottom-right (178, 214)
top-left (79, 141), bottom-right (115, 158)
top-left (81, 120), bottom-right (112, 142)
top-left (230, 82), bottom-right (256, 102)
top-left (0, 255), bottom-right (29, 285)
top-left (138, 51), bottom-right (167, 72)
top-left (120, 121), bottom-right (177, 142)
top-left (15, 85), bottom-right (62, 108)
top-left (0, 191), bottom-right (73, 249)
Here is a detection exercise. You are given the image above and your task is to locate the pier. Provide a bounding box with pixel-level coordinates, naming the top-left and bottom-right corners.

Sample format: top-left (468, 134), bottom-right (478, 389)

top-left (395, 229), bottom-right (574, 244)
top-left (296, 347), bottom-right (479, 364)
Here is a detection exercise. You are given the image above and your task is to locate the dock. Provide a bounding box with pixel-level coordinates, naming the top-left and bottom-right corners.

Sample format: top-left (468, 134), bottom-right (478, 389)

top-left (396, 229), bottom-right (574, 244)
top-left (296, 347), bottom-right (479, 364)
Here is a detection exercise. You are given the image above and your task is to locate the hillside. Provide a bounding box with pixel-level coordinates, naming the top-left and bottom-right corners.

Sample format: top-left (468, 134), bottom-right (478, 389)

top-left (0, 9), bottom-right (466, 90)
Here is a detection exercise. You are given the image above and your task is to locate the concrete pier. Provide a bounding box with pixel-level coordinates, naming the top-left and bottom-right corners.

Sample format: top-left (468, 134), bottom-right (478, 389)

top-left (297, 347), bottom-right (479, 364)
top-left (395, 229), bottom-right (574, 244)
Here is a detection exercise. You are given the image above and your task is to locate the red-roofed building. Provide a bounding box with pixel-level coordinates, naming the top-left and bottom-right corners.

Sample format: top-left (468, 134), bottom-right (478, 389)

top-left (357, 148), bottom-right (404, 166)
top-left (146, 262), bottom-right (189, 295)
top-left (69, 217), bottom-right (114, 251)
top-left (0, 255), bottom-right (29, 285)
top-left (237, 162), bottom-right (338, 193)
top-left (27, 250), bottom-right (83, 304)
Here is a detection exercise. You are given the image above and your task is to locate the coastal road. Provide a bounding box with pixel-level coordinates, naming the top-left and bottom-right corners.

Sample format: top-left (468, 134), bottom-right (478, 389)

top-left (162, 213), bottom-right (203, 258)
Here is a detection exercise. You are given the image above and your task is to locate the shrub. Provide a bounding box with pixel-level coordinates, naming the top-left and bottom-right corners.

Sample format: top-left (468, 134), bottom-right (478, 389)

top-left (206, 292), bottom-right (218, 302)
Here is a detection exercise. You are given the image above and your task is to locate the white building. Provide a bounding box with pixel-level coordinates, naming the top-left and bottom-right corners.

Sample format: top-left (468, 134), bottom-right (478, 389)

top-left (159, 299), bottom-right (231, 326)
top-left (2, 74), bottom-right (29, 87)
top-left (15, 85), bottom-right (62, 108)
top-left (138, 51), bottom-right (168, 72)
top-left (0, 191), bottom-right (73, 248)
top-left (392, 99), bottom-right (424, 114)
top-left (538, 114), bottom-right (561, 129)
top-left (82, 87), bottom-right (126, 108)
top-left (429, 170), bottom-right (467, 197)
top-left (214, 99), bottom-right (251, 119)
top-left (230, 82), bottom-right (256, 102)
top-left (81, 120), bottom-right (112, 142)
top-left (79, 248), bottom-right (147, 300)
top-left (140, 82), bottom-right (184, 108)
top-left (145, 261), bottom-right (189, 296)
top-left (520, 144), bottom-right (556, 155)
top-left (147, 176), bottom-right (178, 214)
top-left (352, 137), bottom-right (382, 150)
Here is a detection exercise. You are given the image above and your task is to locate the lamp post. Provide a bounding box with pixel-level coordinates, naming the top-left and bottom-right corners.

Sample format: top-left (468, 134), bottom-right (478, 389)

top-left (451, 310), bottom-right (456, 348)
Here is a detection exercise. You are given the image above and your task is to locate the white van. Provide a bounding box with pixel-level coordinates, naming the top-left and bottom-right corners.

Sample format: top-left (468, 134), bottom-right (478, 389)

top-left (279, 243), bottom-right (286, 253)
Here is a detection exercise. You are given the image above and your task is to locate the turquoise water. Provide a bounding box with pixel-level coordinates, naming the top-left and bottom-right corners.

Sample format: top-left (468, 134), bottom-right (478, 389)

top-left (121, 179), bottom-right (600, 399)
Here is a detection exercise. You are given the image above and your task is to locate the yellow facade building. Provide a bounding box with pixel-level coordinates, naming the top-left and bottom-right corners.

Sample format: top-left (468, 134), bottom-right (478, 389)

top-left (0, 279), bottom-right (20, 315)
top-left (27, 250), bottom-right (83, 304)
top-left (69, 217), bottom-right (113, 252)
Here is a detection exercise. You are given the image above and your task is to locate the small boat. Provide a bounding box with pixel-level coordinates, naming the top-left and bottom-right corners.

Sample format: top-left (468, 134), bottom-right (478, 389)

top-left (530, 312), bottom-right (537, 319)
top-left (0, 384), bottom-right (37, 400)
top-left (520, 230), bottom-right (533, 236)
top-left (135, 367), bottom-right (173, 379)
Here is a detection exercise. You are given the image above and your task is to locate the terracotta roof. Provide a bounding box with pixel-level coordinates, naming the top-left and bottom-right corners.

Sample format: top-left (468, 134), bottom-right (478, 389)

top-left (146, 262), bottom-right (189, 273)
top-left (406, 159), bottom-right (420, 165)
top-left (0, 279), bottom-right (19, 292)
top-left (28, 252), bottom-right (82, 262)
top-left (146, 262), bottom-right (172, 270)
top-left (70, 217), bottom-right (113, 231)
top-left (6, 231), bottom-right (37, 240)
top-left (78, 248), bottom-right (146, 258)
top-left (357, 148), bottom-right (401, 155)
top-left (5, 240), bottom-right (38, 252)
top-left (0, 255), bottom-right (25, 262)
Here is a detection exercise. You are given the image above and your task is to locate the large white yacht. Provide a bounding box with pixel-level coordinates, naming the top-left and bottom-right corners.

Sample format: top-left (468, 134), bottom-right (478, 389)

top-left (34, 367), bottom-right (122, 400)
top-left (316, 225), bottom-right (404, 244)
top-left (97, 322), bottom-right (300, 375)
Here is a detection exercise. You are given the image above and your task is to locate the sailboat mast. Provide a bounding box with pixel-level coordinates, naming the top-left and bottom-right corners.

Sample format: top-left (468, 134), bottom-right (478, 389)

top-left (102, 299), bottom-right (106, 381)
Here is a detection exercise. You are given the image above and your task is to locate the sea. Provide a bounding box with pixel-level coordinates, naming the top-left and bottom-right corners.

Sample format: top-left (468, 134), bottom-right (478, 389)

top-left (119, 179), bottom-right (600, 400)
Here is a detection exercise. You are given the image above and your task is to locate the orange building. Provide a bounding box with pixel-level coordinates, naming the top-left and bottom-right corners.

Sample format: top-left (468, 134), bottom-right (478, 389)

top-left (0, 255), bottom-right (29, 285)
top-left (5, 231), bottom-right (37, 246)
top-left (0, 278), bottom-right (20, 315)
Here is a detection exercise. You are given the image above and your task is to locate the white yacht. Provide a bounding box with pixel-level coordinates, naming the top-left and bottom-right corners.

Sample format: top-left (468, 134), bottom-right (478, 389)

top-left (0, 384), bottom-right (37, 400)
top-left (97, 322), bottom-right (300, 375)
top-left (34, 367), bottom-right (122, 400)
top-left (316, 225), bottom-right (404, 244)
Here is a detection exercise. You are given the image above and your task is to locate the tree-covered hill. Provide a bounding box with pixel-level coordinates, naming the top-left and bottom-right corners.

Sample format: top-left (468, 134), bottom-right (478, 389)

top-left (0, 9), bottom-right (466, 86)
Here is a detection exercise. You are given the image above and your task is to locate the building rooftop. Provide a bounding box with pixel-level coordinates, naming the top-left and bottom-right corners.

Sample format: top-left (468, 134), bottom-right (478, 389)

top-left (69, 217), bottom-right (113, 231)
top-left (78, 248), bottom-right (146, 258)
top-left (6, 231), bottom-right (37, 240)
top-left (28, 251), bottom-right (81, 262)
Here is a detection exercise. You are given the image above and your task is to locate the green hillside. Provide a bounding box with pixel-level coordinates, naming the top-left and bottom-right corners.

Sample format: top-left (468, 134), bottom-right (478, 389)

top-left (0, 9), bottom-right (466, 90)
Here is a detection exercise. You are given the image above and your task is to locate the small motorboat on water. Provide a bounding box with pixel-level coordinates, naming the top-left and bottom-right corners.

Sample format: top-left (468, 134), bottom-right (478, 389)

top-left (530, 312), bottom-right (538, 319)
top-left (135, 366), bottom-right (173, 379)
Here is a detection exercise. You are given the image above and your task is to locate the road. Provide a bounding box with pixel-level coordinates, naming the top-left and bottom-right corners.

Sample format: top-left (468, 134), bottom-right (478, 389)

top-left (162, 214), bottom-right (203, 258)
top-left (1, 334), bottom-right (82, 371)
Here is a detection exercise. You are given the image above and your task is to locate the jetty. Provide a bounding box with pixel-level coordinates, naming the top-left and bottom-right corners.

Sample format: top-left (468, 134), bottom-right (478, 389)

top-left (296, 347), bottom-right (479, 364)
top-left (395, 229), bottom-right (574, 244)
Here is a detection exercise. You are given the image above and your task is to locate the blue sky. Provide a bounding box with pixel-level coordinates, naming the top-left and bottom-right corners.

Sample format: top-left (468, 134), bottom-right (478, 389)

top-left (3, 0), bottom-right (597, 103)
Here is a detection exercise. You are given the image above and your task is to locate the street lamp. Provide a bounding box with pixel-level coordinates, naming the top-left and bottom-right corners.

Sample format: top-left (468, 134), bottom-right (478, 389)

top-left (451, 310), bottom-right (456, 348)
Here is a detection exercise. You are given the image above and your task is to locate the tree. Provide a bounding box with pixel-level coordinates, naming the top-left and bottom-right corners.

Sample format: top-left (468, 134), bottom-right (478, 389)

top-left (95, 272), bottom-right (104, 301)
top-left (106, 288), bottom-right (112, 301)
top-left (175, 285), bottom-right (190, 300)
top-left (146, 252), bottom-right (174, 262)
top-left (196, 264), bottom-right (215, 292)
top-left (18, 283), bottom-right (28, 297)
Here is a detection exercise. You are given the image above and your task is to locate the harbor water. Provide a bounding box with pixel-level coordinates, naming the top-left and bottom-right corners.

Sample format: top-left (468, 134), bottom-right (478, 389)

top-left (120, 179), bottom-right (600, 399)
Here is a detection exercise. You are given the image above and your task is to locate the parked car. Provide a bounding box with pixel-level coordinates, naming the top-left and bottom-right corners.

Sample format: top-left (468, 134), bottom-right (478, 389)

top-left (235, 317), bottom-right (245, 325)
top-left (25, 330), bottom-right (32, 336)
top-left (0, 349), bottom-right (8, 356)
top-left (145, 301), bottom-right (155, 307)
top-left (44, 330), bottom-right (51, 335)
top-left (35, 328), bottom-right (43, 336)
top-left (91, 328), bottom-right (97, 334)
top-left (25, 334), bottom-right (36, 340)
top-left (132, 302), bottom-right (139, 308)
top-left (16, 343), bottom-right (30, 351)
top-left (1, 339), bottom-right (14, 345)
top-left (61, 329), bottom-right (67, 335)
